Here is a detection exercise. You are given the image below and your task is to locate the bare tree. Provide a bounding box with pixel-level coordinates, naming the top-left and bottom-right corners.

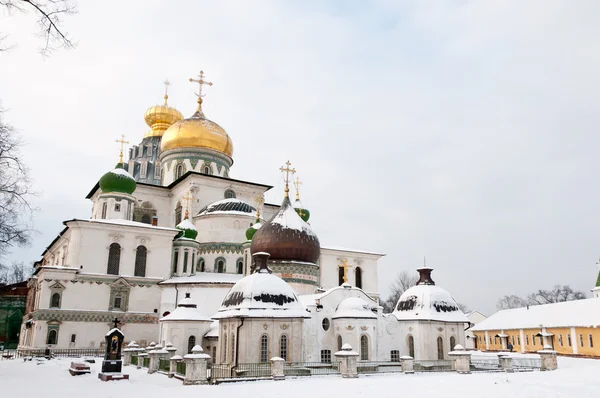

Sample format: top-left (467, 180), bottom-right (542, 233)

top-left (0, 109), bottom-right (36, 267)
top-left (0, 0), bottom-right (77, 55)
top-left (457, 302), bottom-right (470, 314)
top-left (381, 270), bottom-right (419, 313)
top-left (0, 261), bottom-right (30, 284)
top-left (496, 285), bottom-right (586, 310)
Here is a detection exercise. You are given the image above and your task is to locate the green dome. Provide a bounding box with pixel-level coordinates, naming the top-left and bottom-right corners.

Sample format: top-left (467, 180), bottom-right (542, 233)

top-left (294, 201), bottom-right (310, 222)
top-left (99, 163), bottom-right (136, 195)
top-left (176, 218), bottom-right (198, 240)
top-left (246, 221), bottom-right (262, 241)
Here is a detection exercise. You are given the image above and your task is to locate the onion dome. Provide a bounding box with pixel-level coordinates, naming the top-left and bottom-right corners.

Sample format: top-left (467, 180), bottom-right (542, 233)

top-left (245, 221), bottom-right (262, 241)
top-left (160, 293), bottom-right (210, 322)
top-left (213, 253), bottom-right (309, 319)
top-left (392, 267), bottom-right (468, 323)
top-left (160, 97), bottom-right (233, 157)
top-left (294, 200), bottom-right (310, 222)
top-left (175, 218), bottom-right (197, 239)
top-left (143, 91), bottom-right (184, 138)
top-left (99, 163), bottom-right (136, 195)
top-left (333, 297), bottom-right (377, 319)
top-left (197, 198), bottom-right (256, 217)
top-left (251, 195), bottom-right (320, 263)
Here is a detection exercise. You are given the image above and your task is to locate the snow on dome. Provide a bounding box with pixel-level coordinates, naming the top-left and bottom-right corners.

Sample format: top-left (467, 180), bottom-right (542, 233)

top-left (213, 271), bottom-right (309, 319)
top-left (109, 167), bottom-right (135, 180)
top-left (204, 320), bottom-right (219, 337)
top-left (160, 294), bottom-right (211, 322)
top-left (333, 297), bottom-right (377, 319)
top-left (392, 283), bottom-right (468, 323)
top-left (270, 200), bottom-right (317, 237)
top-left (197, 198), bottom-right (256, 217)
top-left (176, 218), bottom-right (197, 231)
top-left (99, 163), bottom-right (136, 195)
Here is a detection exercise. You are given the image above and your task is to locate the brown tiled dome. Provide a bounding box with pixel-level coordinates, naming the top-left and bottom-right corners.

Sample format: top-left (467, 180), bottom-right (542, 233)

top-left (250, 197), bottom-right (320, 263)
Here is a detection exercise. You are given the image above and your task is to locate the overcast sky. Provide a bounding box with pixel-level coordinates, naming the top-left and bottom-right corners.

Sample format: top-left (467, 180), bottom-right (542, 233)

top-left (1, 0), bottom-right (600, 315)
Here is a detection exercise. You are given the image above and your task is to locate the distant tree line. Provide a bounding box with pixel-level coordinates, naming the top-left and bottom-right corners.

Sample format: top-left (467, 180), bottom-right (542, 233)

top-left (496, 284), bottom-right (586, 310)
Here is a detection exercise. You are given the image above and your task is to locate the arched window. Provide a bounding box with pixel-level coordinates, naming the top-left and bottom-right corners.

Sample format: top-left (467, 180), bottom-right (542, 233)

top-left (203, 165), bottom-right (211, 175)
top-left (338, 266), bottom-right (344, 286)
top-left (260, 334), bottom-right (269, 363)
top-left (408, 335), bottom-right (415, 358)
top-left (197, 258), bottom-right (205, 272)
top-left (176, 164), bottom-right (184, 179)
top-left (280, 335), bottom-right (288, 361)
top-left (134, 245), bottom-right (147, 277)
top-left (172, 251), bottom-right (179, 275)
top-left (360, 335), bottom-right (369, 360)
top-left (174, 202), bottom-right (182, 226)
top-left (236, 258), bottom-right (243, 274)
top-left (107, 243), bottom-right (121, 275)
top-left (101, 202), bottom-right (107, 219)
top-left (188, 336), bottom-right (196, 354)
top-left (224, 189), bottom-right (236, 199)
top-left (46, 329), bottom-right (58, 345)
top-left (355, 267), bottom-right (363, 289)
top-left (212, 346), bottom-right (217, 362)
top-left (437, 336), bottom-right (444, 360)
top-left (50, 293), bottom-right (61, 308)
top-left (337, 335), bottom-right (343, 351)
top-left (450, 336), bottom-right (456, 351)
top-left (223, 334), bottom-right (228, 363)
top-left (215, 258), bottom-right (225, 273)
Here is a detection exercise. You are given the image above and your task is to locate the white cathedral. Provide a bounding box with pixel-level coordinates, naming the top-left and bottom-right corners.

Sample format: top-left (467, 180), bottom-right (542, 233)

top-left (18, 72), bottom-right (468, 363)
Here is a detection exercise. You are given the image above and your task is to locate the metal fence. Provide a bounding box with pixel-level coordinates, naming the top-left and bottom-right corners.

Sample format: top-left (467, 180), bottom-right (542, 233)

top-left (512, 357), bottom-right (542, 372)
top-left (414, 359), bottom-right (454, 372)
top-left (142, 357), bottom-right (150, 368)
top-left (176, 360), bottom-right (186, 376)
top-left (159, 359), bottom-right (170, 372)
top-left (356, 361), bottom-right (403, 374)
top-left (131, 355), bottom-right (138, 366)
top-left (283, 362), bottom-right (340, 376)
top-left (0, 348), bottom-right (104, 360)
top-left (210, 363), bottom-right (272, 380)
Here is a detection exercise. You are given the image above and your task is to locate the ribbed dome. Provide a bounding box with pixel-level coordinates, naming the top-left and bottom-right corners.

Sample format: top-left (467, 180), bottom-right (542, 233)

top-left (143, 97), bottom-right (184, 138)
top-left (197, 198), bottom-right (256, 217)
top-left (250, 196), bottom-right (320, 263)
top-left (99, 163), bottom-right (136, 195)
top-left (160, 100), bottom-right (233, 157)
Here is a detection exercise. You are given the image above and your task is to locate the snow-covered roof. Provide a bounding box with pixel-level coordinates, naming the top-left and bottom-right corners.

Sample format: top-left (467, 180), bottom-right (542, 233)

top-left (197, 198), bottom-right (256, 217)
top-left (471, 298), bottom-right (600, 331)
top-left (269, 200), bottom-right (317, 238)
top-left (160, 294), bottom-right (211, 322)
top-left (159, 273), bottom-right (244, 285)
top-left (392, 284), bottom-right (468, 323)
top-left (176, 218), bottom-right (197, 230)
top-left (213, 271), bottom-right (310, 319)
top-left (205, 321), bottom-right (219, 337)
top-left (320, 246), bottom-right (386, 257)
top-left (105, 328), bottom-right (123, 337)
top-left (333, 297), bottom-right (377, 319)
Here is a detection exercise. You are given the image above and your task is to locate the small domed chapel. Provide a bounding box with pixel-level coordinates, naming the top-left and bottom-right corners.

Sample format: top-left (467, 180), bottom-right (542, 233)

top-left (19, 72), bottom-right (468, 363)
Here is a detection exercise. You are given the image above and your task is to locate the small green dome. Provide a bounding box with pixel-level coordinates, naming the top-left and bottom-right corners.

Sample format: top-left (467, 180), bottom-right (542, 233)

top-left (176, 218), bottom-right (198, 240)
top-left (99, 163), bottom-right (136, 195)
top-left (246, 221), bottom-right (262, 241)
top-left (294, 201), bottom-right (310, 222)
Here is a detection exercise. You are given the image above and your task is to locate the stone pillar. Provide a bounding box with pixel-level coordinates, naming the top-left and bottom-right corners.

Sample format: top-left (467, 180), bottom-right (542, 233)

top-left (538, 347), bottom-right (558, 371)
top-left (271, 357), bottom-right (285, 380)
top-left (183, 345), bottom-right (211, 386)
top-left (498, 353), bottom-right (513, 373)
top-left (400, 356), bottom-right (414, 374)
top-left (449, 345), bottom-right (471, 374)
top-left (148, 350), bottom-right (161, 374)
top-left (334, 344), bottom-right (359, 378)
top-left (169, 355), bottom-right (183, 379)
top-left (165, 342), bottom-right (177, 359)
top-left (122, 349), bottom-right (133, 366)
top-left (137, 353), bottom-right (148, 369)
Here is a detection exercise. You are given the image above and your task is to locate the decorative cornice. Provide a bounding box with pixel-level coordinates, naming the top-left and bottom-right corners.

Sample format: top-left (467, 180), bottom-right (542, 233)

top-left (32, 309), bottom-right (158, 324)
top-left (198, 242), bottom-right (244, 255)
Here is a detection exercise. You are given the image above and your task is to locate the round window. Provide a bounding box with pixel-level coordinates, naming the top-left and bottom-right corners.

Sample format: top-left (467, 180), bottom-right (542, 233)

top-left (322, 318), bottom-right (330, 331)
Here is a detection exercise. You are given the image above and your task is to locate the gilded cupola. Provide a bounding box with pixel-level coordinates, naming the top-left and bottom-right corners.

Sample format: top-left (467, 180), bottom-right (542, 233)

top-left (143, 80), bottom-right (184, 138)
top-left (160, 71), bottom-right (234, 158)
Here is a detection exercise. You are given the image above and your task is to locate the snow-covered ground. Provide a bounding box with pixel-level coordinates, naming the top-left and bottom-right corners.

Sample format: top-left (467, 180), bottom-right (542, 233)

top-left (0, 356), bottom-right (599, 397)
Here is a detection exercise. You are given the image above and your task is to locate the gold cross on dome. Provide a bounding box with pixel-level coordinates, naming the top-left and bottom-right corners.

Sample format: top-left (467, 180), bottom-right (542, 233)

top-left (181, 191), bottom-right (193, 219)
top-left (279, 160), bottom-right (296, 198)
top-left (254, 192), bottom-right (265, 219)
top-left (189, 70), bottom-right (213, 99)
top-left (294, 176), bottom-right (303, 201)
top-left (115, 134), bottom-right (129, 163)
top-left (163, 79), bottom-right (171, 105)
top-left (338, 259), bottom-right (352, 283)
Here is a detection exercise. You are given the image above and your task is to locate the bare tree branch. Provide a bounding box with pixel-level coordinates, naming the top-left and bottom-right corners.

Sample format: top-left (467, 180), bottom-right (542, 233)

top-left (381, 271), bottom-right (419, 313)
top-left (496, 285), bottom-right (586, 310)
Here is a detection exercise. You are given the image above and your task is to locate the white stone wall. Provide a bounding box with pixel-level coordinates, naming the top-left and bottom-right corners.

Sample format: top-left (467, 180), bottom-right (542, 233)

top-left (159, 285), bottom-right (234, 320)
top-left (318, 248), bottom-right (383, 297)
top-left (194, 213), bottom-right (255, 244)
top-left (159, 320), bottom-right (212, 356)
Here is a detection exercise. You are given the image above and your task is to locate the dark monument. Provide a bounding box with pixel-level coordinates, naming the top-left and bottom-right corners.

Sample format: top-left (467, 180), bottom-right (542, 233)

top-left (98, 318), bottom-right (129, 381)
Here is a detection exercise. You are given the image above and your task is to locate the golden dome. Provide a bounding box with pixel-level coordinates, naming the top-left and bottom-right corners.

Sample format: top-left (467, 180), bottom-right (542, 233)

top-left (143, 94), bottom-right (184, 138)
top-left (160, 99), bottom-right (234, 157)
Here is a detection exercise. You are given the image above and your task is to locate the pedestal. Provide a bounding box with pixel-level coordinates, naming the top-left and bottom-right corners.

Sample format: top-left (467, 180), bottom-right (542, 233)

top-left (498, 354), bottom-right (513, 373)
top-left (271, 357), bottom-right (285, 380)
top-left (101, 359), bottom-right (122, 373)
top-left (335, 344), bottom-right (359, 378)
top-left (538, 349), bottom-right (558, 371)
top-left (169, 355), bottom-right (182, 379)
top-left (400, 356), bottom-right (414, 374)
top-left (449, 352), bottom-right (471, 374)
top-left (183, 346), bottom-right (210, 385)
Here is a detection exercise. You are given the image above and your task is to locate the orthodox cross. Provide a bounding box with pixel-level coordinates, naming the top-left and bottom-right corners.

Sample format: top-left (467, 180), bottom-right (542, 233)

top-left (294, 176), bottom-right (303, 201)
top-left (181, 191), bottom-right (193, 219)
top-left (253, 192), bottom-right (265, 219)
top-left (163, 79), bottom-right (171, 105)
top-left (279, 160), bottom-right (296, 198)
top-left (115, 134), bottom-right (129, 164)
top-left (189, 70), bottom-right (213, 99)
top-left (338, 259), bottom-right (352, 283)
top-left (112, 318), bottom-right (121, 329)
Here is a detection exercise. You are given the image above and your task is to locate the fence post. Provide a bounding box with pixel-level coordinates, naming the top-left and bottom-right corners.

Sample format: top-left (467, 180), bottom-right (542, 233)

top-left (183, 345), bottom-right (210, 385)
top-left (400, 356), bottom-right (414, 374)
top-left (538, 346), bottom-right (558, 371)
top-left (165, 342), bottom-right (177, 359)
top-left (270, 357), bottom-right (285, 380)
top-left (335, 344), bottom-right (359, 378)
top-left (148, 350), bottom-right (162, 374)
top-left (169, 355), bottom-right (183, 378)
top-left (449, 345), bottom-right (471, 374)
top-left (123, 341), bottom-right (139, 366)
top-left (138, 352), bottom-right (148, 369)
top-left (497, 353), bottom-right (513, 373)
